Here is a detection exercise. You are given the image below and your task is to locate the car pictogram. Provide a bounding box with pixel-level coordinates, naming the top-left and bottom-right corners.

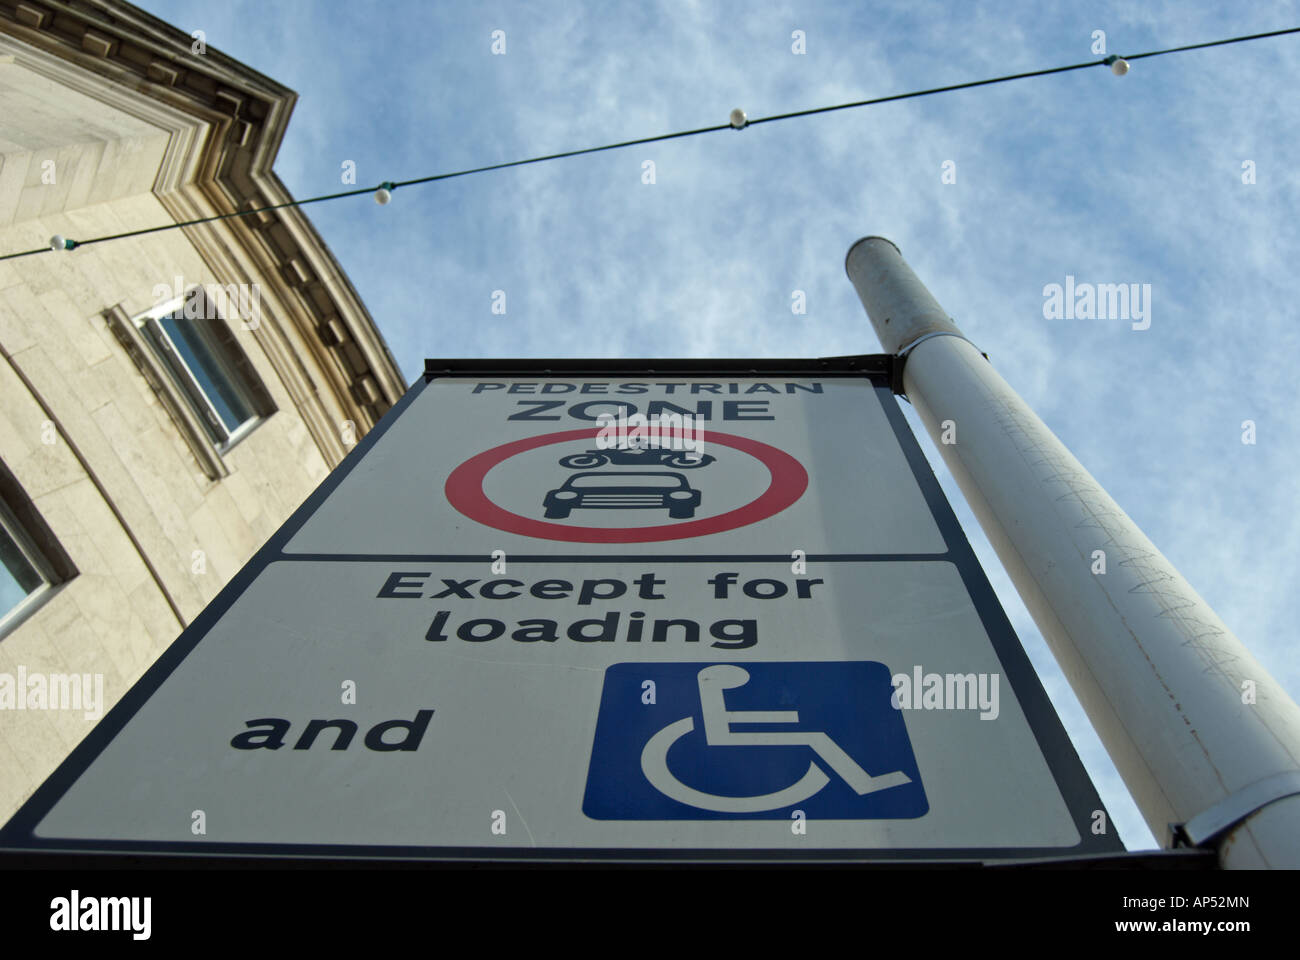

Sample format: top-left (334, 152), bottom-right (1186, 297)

top-left (542, 472), bottom-right (702, 520)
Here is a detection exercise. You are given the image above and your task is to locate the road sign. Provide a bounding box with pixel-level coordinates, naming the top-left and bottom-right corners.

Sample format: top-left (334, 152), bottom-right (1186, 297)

top-left (585, 661), bottom-right (928, 820)
top-left (0, 358), bottom-right (1122, 861)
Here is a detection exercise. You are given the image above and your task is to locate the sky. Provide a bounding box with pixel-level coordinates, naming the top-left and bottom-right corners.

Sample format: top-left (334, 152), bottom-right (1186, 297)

top-left (136, 0), bottom-right (1300, 851)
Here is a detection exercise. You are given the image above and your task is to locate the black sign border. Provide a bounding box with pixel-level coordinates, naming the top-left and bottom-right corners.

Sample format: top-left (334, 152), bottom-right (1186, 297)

top-left (0, 357), bottom-right (1124, 863)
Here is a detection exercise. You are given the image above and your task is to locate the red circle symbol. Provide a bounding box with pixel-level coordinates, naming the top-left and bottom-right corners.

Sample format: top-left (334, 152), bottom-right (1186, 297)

top-left (445, 428), bottom-right (807, 543)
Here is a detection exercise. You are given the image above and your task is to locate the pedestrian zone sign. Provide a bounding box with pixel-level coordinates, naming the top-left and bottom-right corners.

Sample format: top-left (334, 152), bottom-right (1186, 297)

top-left (0, 358), bottom-right (1122, 861)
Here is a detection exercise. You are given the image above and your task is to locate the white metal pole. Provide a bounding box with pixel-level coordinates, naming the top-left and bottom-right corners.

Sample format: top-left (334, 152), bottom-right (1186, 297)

top-left (846, 236), bottom-right (1300, 868)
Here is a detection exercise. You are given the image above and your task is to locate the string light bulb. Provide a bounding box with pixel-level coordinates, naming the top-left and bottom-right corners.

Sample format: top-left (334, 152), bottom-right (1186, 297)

top-left (375, 181), bottom-right (395, 205)
top-left (48, 235), bottom-right (77, 252)
top-left (729, 108), bottom-right (748, 129)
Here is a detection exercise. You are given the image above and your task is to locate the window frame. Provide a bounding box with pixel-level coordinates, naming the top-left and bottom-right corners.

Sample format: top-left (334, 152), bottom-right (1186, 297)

top-left (135, 292), bottom-right (266, 455)
top-left (0, 489), bottom-right (63, 640)
top-left (105, 289), bottom-right (276, 481)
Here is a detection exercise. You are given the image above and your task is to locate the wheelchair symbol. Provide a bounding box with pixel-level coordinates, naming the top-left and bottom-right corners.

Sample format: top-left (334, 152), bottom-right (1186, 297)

top-left (640, 664), bottom-right (912, 813)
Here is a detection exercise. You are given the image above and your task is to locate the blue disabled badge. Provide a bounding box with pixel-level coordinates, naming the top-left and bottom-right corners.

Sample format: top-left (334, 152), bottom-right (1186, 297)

top-left (583, 661), bottom-right (928, 820)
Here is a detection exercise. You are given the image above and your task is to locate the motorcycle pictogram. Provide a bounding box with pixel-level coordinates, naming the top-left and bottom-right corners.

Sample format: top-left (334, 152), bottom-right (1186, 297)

top-left (558, 448), bottom-right (715, 470)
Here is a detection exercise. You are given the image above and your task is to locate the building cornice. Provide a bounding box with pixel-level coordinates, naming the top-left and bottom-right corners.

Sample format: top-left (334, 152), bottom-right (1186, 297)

top-left (0, 0), bottom-right (406, 453)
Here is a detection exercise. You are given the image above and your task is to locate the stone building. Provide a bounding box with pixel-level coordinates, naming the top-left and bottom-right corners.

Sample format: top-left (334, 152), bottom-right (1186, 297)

top-left (0, 0), bottom-right (405, 822)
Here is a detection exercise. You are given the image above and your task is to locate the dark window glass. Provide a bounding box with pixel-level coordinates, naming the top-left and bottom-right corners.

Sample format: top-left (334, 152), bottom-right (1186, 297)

top-left (159, 314), bottom-right (256, 436)
top-left (0, 522), bottom-right (43, 619)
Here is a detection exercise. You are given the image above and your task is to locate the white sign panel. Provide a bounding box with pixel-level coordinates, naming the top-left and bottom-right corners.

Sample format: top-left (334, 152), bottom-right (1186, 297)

top-left (1, 361), bottom-right (1120, 861)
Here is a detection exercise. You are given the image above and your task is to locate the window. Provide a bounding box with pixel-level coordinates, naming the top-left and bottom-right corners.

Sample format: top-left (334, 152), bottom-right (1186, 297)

top-left (135, 290), bottom-right (271, 453)
top-left (0, 503), bottom-right (49, 632)
top-left (0, 464), bottom-right (76, 640)
top-left (105, 289), bottom-right (277, 478)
